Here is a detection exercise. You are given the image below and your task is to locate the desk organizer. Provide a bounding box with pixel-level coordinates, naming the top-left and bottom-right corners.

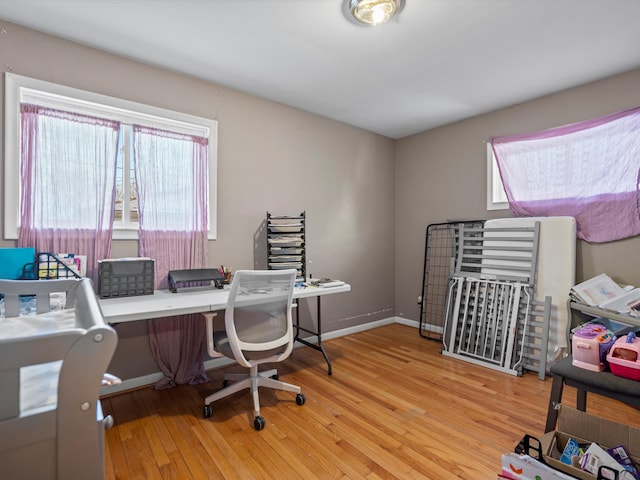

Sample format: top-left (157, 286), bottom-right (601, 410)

top-left (35, 252), bottom-right (83, 279)
top-left (267, 211), bottom-right (306, 282)
top-left (607, 332), bottom-right (640, 381)
top-left (97, 258), bottom-right (154, 298)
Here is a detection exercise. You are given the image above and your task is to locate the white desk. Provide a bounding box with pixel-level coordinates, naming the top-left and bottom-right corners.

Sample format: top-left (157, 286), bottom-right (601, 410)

top-left (98, 283), bottom-right (351, 374)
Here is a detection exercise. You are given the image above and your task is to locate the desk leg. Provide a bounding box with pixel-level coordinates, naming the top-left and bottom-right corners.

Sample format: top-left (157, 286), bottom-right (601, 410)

top-left (294, 297), bottom-right (332, 375)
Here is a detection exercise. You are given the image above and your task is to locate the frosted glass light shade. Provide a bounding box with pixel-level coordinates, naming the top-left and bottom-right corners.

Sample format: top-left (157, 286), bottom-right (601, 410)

top-left (345, 0), bottom-right (405, 26)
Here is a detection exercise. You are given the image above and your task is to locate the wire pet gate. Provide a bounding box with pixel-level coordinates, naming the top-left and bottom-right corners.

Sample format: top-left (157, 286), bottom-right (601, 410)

top-left (419, 221), bottom-right (485, 340)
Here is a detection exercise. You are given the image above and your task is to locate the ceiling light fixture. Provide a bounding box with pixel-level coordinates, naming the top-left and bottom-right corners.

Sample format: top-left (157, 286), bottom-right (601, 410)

top-left (344, 0), bottom-right (405, 26)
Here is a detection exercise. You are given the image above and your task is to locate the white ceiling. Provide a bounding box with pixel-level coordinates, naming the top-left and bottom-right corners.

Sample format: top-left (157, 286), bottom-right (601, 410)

top-left (1, 0), bottom-right (640, 139)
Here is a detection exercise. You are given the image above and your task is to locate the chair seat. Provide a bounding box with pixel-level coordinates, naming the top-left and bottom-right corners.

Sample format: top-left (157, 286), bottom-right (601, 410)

top-left (550, 355), bottom-right (640, 400)
top-left (213, 330), bottom-right (288, 360)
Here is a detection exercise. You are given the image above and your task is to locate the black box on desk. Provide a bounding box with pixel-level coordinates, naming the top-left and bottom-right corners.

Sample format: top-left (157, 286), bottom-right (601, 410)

top-left (97, 258), bottom-right (154, 298)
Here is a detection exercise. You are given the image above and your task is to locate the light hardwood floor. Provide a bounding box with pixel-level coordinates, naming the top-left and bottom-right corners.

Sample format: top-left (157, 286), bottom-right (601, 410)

top-left (103, 323), bottom-right (640, 479)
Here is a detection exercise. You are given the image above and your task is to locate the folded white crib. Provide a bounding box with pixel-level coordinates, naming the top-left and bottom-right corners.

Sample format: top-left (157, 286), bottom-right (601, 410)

top-left (0, 278), bottom-right (118, 480)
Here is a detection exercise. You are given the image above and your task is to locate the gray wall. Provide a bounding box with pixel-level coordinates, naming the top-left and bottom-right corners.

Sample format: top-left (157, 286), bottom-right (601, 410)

top-left (0, 21), bottom-right (395, 380)
top-left (395, 68), bottom-right (640, 323)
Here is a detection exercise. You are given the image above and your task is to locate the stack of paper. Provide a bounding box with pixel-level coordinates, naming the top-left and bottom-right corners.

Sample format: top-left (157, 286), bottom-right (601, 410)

top-left (309, 278), bottom-right (345, 288)
top-left (570, 273), bottom-right (625, 306)
top-left (571, 273), bottom-right (640, 315)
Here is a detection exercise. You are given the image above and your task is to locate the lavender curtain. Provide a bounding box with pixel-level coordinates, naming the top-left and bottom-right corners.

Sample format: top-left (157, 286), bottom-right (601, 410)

top-left (133, 124), bottom-right (209, 389)
top-left (17, 104), bottom-right (119, 283)
top-left (491, 106), bottom-right (640, 243)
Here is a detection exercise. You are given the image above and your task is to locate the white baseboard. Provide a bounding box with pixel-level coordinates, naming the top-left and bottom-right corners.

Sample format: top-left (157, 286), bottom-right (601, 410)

top-left (100, 316), bottom-right (418, 396)
top-left (395, 317), bottom-right (420, 329)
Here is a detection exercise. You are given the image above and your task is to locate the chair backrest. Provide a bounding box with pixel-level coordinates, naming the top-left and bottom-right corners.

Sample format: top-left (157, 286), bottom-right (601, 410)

top-left (225, 269), bottom-right (297, 367)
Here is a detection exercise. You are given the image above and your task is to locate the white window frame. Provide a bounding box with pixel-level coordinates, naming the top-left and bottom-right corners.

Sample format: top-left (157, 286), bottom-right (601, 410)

top-left (486, 142), bottom-right (508, 211)
top-left (4, 72), bottom-right (218, 240)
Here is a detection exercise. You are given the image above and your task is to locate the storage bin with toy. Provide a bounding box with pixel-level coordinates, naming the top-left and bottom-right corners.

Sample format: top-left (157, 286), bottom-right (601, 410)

top-left (607, 332), bottom-right (640, 381)
top-left (572, 324), bottom-right (616, 372)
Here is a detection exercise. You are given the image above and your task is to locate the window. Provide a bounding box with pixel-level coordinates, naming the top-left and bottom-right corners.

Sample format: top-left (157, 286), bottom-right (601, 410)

top-left (4, 73), bottom-right (218, 240)
top-left (486, 142), bottom-right (508, 210)
top-left (490, 107), bottom-right (640, 243)
top-left (115, 126), bottom-right (138, 227)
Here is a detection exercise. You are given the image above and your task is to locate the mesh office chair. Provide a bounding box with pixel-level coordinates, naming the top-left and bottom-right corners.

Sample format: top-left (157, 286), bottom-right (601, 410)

top-left (203, 269), bottom-right (305, 430)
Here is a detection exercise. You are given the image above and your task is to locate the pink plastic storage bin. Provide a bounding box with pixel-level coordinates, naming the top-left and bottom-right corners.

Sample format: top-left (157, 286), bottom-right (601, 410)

top-left (607, 332), bottom-right (640, 381)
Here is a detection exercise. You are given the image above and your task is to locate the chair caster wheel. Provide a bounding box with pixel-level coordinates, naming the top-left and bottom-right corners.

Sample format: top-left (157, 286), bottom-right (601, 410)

top-left (254, 416), bottom-right (266, 431)
top-left (203, 404), bottom-right (213, 418)
top-left (296, 393), bottom-right (306, 406)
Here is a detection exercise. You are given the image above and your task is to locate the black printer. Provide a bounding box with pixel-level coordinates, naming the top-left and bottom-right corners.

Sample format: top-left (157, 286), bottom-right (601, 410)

top-left (167, 268), bottom-right (225, 292)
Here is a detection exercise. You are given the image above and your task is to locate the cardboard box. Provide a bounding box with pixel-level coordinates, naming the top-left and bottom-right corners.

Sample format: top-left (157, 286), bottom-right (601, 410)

top-left (540, 406), bottom-right (640, 480)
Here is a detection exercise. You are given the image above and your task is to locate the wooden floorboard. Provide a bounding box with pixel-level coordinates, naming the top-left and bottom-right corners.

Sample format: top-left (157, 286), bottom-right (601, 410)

top-left (103, 324), bottom-right (640, 479)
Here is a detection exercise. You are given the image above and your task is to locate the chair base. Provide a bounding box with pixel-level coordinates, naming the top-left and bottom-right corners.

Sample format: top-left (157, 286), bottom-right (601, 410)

top-left (204, 365), bottom-right (302, 420)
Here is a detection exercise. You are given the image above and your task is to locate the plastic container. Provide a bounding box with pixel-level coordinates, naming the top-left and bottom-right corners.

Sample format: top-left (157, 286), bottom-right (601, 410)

top-left (97, 258), bottom-right (154, 298)
top-left (607, 332), bottom-right (640, 381)
top-left (571, 324), bottom-right (616, 372)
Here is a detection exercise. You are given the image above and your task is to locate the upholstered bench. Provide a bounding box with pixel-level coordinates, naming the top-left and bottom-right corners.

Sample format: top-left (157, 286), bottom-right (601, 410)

top-left (545, 355), bottom-right (640, 432)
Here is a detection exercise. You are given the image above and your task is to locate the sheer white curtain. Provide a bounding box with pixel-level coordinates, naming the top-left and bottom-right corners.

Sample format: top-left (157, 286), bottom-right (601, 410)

top-left (133, 125), bottom-right (210, 388)
top-left (491, 106), bottom-right (640, 243)
top-left (18, 104), bottom-right (120, 283)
